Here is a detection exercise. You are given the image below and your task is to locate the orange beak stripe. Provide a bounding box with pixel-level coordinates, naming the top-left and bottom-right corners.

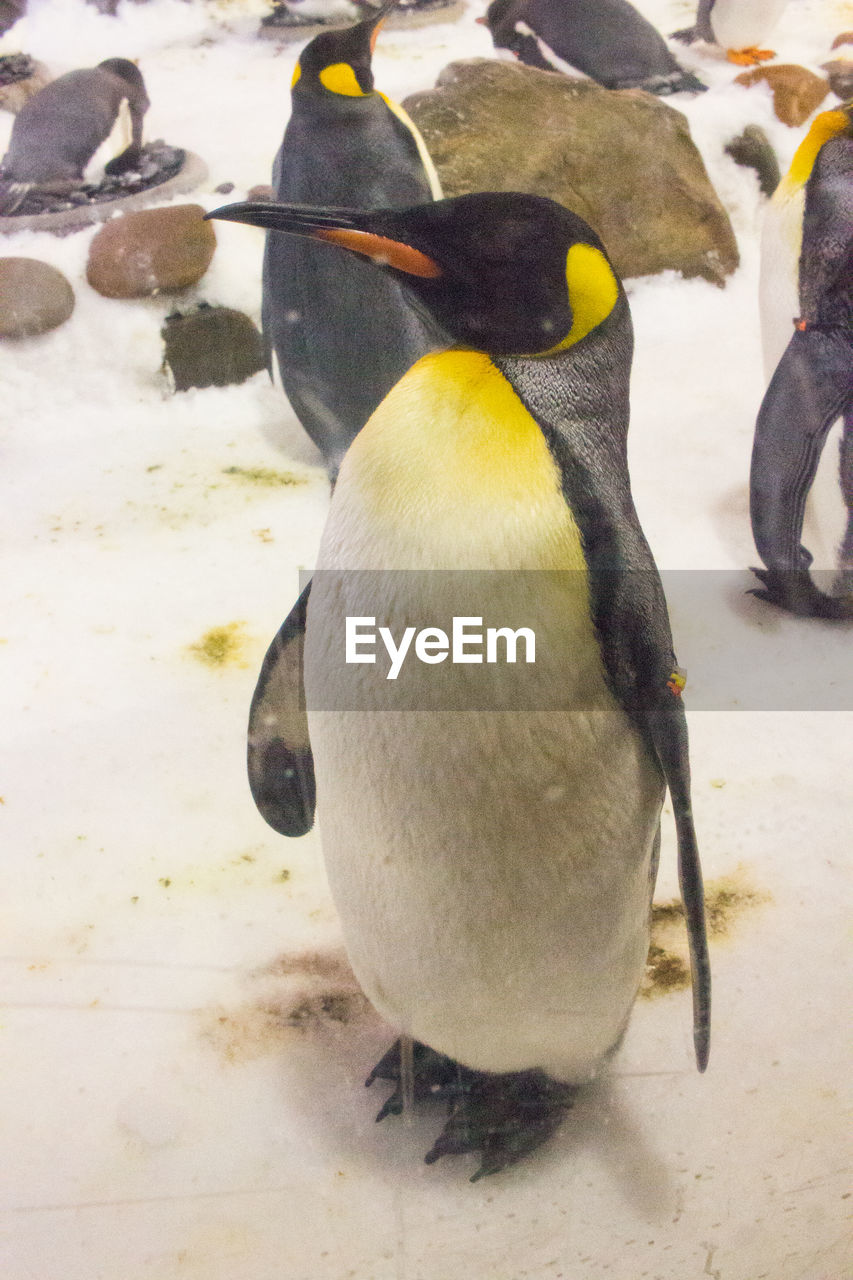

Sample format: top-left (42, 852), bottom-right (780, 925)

top-left (315, 228), bottom-right (443, 278)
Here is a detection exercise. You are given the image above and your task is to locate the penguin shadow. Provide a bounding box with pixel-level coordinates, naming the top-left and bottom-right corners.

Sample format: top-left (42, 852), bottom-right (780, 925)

top-left (236, 956), bottom-right (678, 1210)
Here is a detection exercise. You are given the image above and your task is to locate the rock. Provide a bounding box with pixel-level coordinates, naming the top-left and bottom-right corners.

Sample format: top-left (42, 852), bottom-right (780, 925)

top-left (247, 184), bottom-right (275, 203)
top-left (403, 59), bottom-right (738, 284)
top-left (161, 303), bottom-right (266, 391)
top-left (724, 125), bottom-right (780, 197)
top-left (86, 203), bottom-right (216, 299)
top-left (0, 54), bottom-right (51, 113)
top-left (214, 181), bottom-right (235, 195)
top-left (0, 256), bottom-right (74, 338)
top-left (821, 59), bottom-right (853, 100)
top-left (733, 64), bottom-right (830, 128)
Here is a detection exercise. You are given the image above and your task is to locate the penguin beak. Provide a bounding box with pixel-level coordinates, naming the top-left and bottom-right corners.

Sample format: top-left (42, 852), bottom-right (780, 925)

top-left (358, 0), bottom-right (398, 48)
top-left (206, 201), bottom-right (443, 279)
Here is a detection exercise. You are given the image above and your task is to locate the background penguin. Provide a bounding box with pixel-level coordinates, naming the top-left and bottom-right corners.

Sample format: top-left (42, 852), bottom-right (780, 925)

top-left (672, 0), bottom-right (789, 67)
top-left (209, 191), bottom-right (711, 1179)
top-left (263, 0), bottom-right (445, 477)
top-left (0, 58), bottom-right (149, 214)
top-left (482, 0), bottom-right (707, 96)
top-left (751, 102), bottom-right (853, 619)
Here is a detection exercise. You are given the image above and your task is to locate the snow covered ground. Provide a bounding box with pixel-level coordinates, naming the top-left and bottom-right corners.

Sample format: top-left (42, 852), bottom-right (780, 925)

top-left (0, 1), bottom-right (850, 1277)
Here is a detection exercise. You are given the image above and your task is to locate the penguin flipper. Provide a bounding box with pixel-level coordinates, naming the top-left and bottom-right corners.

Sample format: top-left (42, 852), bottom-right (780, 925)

top-left (247, 581), bottom-right (316, 836)
top-left (750, 327), bottom-right (853, 615)
top-left (639, 685), bottom-right (711, 1072)
top-left (589, 568), bottom-right (711, 1071)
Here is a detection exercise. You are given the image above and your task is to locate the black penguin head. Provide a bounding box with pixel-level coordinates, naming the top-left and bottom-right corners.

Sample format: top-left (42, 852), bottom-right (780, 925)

top-left (291, 0), bottom-right (397, 98)
top-left (97, 57), bottom-right (147, 95)
top-left (206, 191), bottom-right (623, 357)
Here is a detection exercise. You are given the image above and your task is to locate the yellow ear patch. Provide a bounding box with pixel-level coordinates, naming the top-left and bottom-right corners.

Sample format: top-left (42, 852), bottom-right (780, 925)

top-left (545, 243), bottom-right (619, 353)
top-left (319, 62), bottom-right (366, 97)
top-left (784, 108), bottom-right (851, 192)
top-left (291, 62), bottom-right (302, 89)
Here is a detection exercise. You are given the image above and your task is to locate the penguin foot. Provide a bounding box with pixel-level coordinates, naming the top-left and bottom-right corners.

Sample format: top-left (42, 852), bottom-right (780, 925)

top-left (726, 47), bottom-right (776, 66)
top-left (424, 1069), bottom-right (576, 1181)
top-left (366, 1038), bottom-right (465, 1120)
top-left (367, 1040), bottom-right (576, 1178)
top-left (749, 567), bottom-right (853, 620)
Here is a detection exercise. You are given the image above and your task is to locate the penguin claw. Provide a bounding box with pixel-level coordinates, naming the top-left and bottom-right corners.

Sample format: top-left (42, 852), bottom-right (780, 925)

top-left (748, 567), bottom-right (853, 620)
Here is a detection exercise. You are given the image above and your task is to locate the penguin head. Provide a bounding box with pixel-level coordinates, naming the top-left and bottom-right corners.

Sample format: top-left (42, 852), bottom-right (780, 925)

top-left (97, 58), bottom-right (147, 95)
top-left (291, 0), bottom-right (397, 98)
top-left (206, 191), bottom-right (622, 357)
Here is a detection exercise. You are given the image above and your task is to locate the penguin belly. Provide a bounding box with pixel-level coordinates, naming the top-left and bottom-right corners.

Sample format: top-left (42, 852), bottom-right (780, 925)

top-left (759, 181), bottom-right (803, 380)
top-left (304, 351), bottom-right (663, 1083)
top-left (709, 0), bottom-right (787, 51)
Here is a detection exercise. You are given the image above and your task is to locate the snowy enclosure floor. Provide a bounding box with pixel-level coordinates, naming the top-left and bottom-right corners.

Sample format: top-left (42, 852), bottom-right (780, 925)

top-left (0, 1), bottom-right (850, 1277)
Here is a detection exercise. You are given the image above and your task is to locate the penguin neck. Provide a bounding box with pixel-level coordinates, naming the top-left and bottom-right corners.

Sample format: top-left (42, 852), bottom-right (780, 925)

top-left (322, 348), bottom-right (588, 572)
top-left (291, 85), bottom-right (379, 120)
top-left (494, 299), bottom-right (633, 470)
top-left (781, 110), bottom-right (851, 195)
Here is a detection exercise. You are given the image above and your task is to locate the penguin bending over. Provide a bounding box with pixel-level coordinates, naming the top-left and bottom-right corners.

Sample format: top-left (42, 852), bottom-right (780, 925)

top-left (672, 0), bottom-right (789, 67)
top-left (483, 0), bottom-right (706, 96)
top-left (263, 0), bottom-right (444, 477)
top-left (751, 102), bottom-right (853, 619)
top-left (209, 191), bottom-right (711, 1179)
top-left (0, 58), bottom-right (149, 214)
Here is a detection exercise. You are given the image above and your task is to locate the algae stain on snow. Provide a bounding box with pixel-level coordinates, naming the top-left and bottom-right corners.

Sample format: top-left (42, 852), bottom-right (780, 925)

top-left (187, 620), bottom-right (250, 669)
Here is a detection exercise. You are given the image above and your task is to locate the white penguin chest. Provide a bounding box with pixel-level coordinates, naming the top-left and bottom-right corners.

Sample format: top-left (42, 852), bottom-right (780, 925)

top-left (710, 0), bottom-right (788, 49)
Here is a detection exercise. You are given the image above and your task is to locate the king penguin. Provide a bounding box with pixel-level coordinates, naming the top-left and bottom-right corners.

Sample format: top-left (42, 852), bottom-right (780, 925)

top-left (672, 0), bottom-right (789, 67)
top-left (483, 0), bottom-right (706, 95)
top-left (209, 191), bottom-right (711, 1179)
top-left (751, 101), bottom-right (853, 618)
top-left (263, 0), bottom-right (445, 477)
top-left (0, 59), bottom-right (149, 214)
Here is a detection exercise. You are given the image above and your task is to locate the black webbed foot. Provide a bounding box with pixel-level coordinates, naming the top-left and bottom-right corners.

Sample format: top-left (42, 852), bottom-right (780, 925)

top-left (424, 1069), bottom-right (576, 1181)
top-left (366, 1038), bottom-right (467, 1120)
top-left (367, 1040), bottom-right (576, 1180)
top-left (749, 567), bottom-right (853, 620)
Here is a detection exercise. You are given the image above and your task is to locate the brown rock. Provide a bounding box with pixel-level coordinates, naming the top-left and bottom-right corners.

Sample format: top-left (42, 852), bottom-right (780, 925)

top-left (821, 59), bottom-right (853, 100)
top-left (161, 303), bottom-right (266, 391)
top-left (247, 184), bottom-right (274, 203)
top-left (0, 256), bottom-right (74, 338)
top-left (724, 125), bottom-right (780, 197)
top-left (86, 203), bottom-right (216, 298)
top-left (734, 64), bottom-right (830, 128)
top-left (403, 59), bottom-right (738, 284)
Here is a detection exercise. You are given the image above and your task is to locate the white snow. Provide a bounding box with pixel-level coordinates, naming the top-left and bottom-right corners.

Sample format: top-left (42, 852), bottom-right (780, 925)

top-left (0, 2), bottom-right (850, 1278)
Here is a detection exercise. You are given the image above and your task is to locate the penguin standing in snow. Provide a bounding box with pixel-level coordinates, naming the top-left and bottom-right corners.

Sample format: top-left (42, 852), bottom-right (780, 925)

top-left (751, 102), bottom-right (853, 618)
top-left (0, 58), bottom-right (149, 213)
top-left (673, 0), bottom-right (789, 67)
top-left (263, 0), bottom-right (444, 476)
top-left (483, 0), bottom-right (706, 95)
top-left (209, 191), bottom-right (711, 1179)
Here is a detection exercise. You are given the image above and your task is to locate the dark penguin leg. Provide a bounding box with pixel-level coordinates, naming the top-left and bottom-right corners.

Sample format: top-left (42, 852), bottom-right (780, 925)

top-left (837, 411), bottom-right (853, 591)
top-left (749, 326), bottom-right (853, 619)
top-left (367, 1039), bottom-right (576, 1180)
